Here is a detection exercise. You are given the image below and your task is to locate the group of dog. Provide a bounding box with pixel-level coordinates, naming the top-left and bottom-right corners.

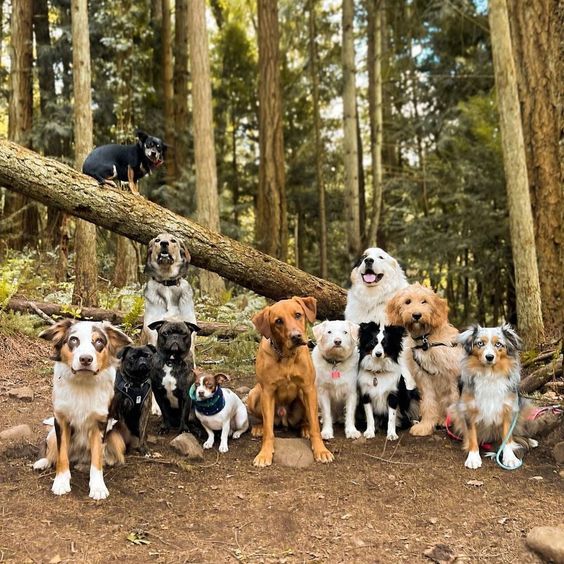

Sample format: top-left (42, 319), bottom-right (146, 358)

top-left (32, 235), bottom-right (538, 500)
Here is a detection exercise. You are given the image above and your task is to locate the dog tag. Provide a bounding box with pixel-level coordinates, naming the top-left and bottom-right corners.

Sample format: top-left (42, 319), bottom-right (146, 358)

top-left (331, 370), bottom-right (341, 379)
top-left (136, 395), bottom-right (142, 404)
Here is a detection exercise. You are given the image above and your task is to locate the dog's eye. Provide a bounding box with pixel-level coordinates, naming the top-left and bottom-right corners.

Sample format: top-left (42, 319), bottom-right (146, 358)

top-left (344, 331), bottom-right (348, 335)
top-left (295, 312), bottom-right (302, 320)
top-left (171, 238), bottom-right (177, 243)
top-left (405, 299), bottom-right (411, 305)
top-left (327, 330), bottom-right (332, 334)
top-left (475, 340), bottom-right (484, 347)
top-left (495, 342), bottom-right (503, 349)
top-left (421, 300), bottom-right (427, 304)
top-left (155, 239), bottom-right (160, 243)
top-left (94, 338), bottom-right (105, 351)
top-left (275, 318), bottom-right (284, 325)
top-left (378, 255), bottom-right (384, 259)
top-left (68, 336), bottom-right (79, 347)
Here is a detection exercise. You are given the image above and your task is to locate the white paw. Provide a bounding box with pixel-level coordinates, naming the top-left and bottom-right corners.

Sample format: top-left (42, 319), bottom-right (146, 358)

top-left (203, 439), bottom-right (214, 449)
top-left (364, 429), bottom-right (375, 439)
top-left (33, 458), bottom-right (50, 471)
top-left (52, 471), bottom-right (71, 496)
top-left (345, 428), bottom-right (361, 440)
top-left (321, 429), bottom-right (334, 440)
top-left (218, 443), bottom-right (229, 453)
top-left (89, 482), bottom-right (109, 500)
top-left (232, 431), bottom-right (242, 440)
top-left (465, 451), bottom-right (482, 469)
top-left (502, 447), bottom-right (521, 468)
top-left (386, 431), bottom-right (399, 441)
top-left (528, 438), bottom-right (539, 448)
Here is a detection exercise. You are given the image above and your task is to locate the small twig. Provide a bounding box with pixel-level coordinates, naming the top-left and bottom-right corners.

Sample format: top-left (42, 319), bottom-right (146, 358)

top-left (199, 451), bottom-right (221, 468)
top-left (362, 452), bottom-right (416, 465)
top-left (27, 301), bottom-right (55, 325)
top-left (146, 529), bottom-right (182, 550)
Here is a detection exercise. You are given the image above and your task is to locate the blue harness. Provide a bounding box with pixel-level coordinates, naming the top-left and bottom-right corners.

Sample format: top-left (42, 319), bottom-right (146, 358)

top-left (188, 384), bottom-right (225, 416)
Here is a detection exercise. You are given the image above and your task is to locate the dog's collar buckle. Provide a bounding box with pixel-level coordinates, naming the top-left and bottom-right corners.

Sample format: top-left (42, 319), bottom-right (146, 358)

top-left (154, 277), bottom-right (181, 287)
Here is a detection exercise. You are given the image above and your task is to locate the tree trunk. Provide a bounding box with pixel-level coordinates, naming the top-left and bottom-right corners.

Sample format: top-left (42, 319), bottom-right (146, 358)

top-left (188, 0), bottom-right (225, 297)
top-left (113, 235), bottom-right (139, 287)
top-left (488, 0), bottom-right (544, 348)
top-left (308, 0), bottom-right (328, 279)
top-left (256, 0), bottom-right (288, 261)
top-left (507, 0), bottom-right (563, 339)
top-left (162, 0), bottom-right (175, 184)
top-left (342, 0), bottom-right (361, 258)
top-left (366, 0), bottom-right (384, 247)
top-left (71, 0), bottom-right (98, 307)
top-left (174, 0), bottom-right (190, 179)
top-left (0, 141), bottom-right (347, 319)
top-left (7, 0), bottom-right (38, 249)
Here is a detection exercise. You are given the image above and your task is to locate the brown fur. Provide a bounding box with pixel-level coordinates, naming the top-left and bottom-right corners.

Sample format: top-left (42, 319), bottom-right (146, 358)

top-left (387, 283), bottom-right (463, 436)
top-left (247, 297), bottom-right (334, 466)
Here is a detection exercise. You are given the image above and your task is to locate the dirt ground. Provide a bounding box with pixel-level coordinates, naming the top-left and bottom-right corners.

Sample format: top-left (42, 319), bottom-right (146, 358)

top-left (0, 334), bottom-right (562, 564)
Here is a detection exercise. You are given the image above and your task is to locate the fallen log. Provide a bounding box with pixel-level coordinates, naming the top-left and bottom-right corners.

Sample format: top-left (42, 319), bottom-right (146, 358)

top-left (5, 297), bottom-right (252, 338)
top-left (0, 140), bottom-right (347, 319)
top-left (520, 357), bottom-right (563, 394)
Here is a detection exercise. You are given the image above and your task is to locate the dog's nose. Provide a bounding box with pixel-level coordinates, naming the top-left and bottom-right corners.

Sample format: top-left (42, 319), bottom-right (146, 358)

top-left (290, 332), bottom-right (303, 345)
top-left (364, 257), bottom-right (374, 266)
top-left (485, 354), bottom-right (495, 362)
top-left (412, 313), bottom-right (422, 321)
top-left (334, 339), bottom-right (342, 346)
top-left (198, 391), bottom-right (205, 398)
top-left (375, 351), bottom-right (382, 358)
top-left (79, 354), bottom-right (93, 366)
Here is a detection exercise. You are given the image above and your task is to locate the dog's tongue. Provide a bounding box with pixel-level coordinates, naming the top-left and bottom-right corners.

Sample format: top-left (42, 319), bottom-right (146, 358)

top-left (363, 273), bottom-right (377, 283)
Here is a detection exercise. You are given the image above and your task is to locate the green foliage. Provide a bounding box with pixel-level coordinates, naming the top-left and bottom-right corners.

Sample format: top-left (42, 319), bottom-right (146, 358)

top-left (122, 295), bottom-right (144, 335)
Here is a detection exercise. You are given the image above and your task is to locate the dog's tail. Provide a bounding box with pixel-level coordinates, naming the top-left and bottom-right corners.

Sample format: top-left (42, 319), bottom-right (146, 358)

top-left (397, 375), bottom-right (420, 428)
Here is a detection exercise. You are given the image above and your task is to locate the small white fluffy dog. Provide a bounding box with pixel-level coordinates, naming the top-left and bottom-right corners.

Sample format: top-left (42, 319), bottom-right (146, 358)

top-left (312, 320), bottom-right (361, 440)
top-left (345, 247), bottom-right (408, 325)
top-left (190, 372), bottom-right (249, 453)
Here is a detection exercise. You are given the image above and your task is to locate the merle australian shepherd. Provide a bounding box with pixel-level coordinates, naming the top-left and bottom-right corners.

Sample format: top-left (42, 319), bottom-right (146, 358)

top-left (358, 322), bottom-right (419, 440)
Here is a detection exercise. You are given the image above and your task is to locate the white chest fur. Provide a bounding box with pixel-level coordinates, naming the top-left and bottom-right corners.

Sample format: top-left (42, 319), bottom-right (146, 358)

top-left (162, 365), bottom-right (179, 408)
top-left (472, 374), bottom-right (514, 426)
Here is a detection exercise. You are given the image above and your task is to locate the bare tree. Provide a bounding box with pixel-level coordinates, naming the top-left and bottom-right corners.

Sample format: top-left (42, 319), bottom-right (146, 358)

top-left (342, 0), bottom-right (361, 258)
top-left (174, 0), bottom-right (189, 179)
top-left (256, 0), bottom-right (288, 261)
top-left (488, 0), bottom-right (544, 347)
top-left (162, 0), bottom-right (175, 184)
top-left (507, 0), bottom-right (563, 339)
top-left (188, 0), bottom-right (225, 296)
top-left (71, 0), bottom-right (98, 307)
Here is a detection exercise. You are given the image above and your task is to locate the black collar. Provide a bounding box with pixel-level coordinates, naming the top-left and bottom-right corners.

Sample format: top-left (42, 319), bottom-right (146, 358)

top-left (412, 333), bottom-right (452, 351)
top-left (153, 277), bottom-right (181, 287)
top-left (321, 355), bottom-right (342, 368)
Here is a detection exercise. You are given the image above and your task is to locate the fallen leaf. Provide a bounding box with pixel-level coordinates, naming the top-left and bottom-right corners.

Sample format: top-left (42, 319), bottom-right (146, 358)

top-left (466, 480), bottom-right (483, 487)
top-left (49, 556), bottom-right (62, 564)
top-left (423, 543), bottom-right (455, 563)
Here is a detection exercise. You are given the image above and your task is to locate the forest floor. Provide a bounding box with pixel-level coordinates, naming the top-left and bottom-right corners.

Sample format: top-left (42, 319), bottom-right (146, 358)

top-left (0, 332), bottom-right (562, 564)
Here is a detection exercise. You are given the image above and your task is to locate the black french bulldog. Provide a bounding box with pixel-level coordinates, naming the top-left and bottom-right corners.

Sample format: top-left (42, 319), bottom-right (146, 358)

top-left (110, 344), bottom-right (156, 454)
top-left (149, 319), bottom-right (200, 434)
top-left (82, 130), bottom-right (167, 194)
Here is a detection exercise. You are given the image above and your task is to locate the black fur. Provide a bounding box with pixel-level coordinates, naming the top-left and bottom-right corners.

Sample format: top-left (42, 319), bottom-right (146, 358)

top-left (82, 130), bottom-right (167, 186)
top-left (358, 322), bottom-right (406, 363)
top-left (110, 344), bottom-right (155, 453)
top-left (149, 320), bottom-right (200, 434)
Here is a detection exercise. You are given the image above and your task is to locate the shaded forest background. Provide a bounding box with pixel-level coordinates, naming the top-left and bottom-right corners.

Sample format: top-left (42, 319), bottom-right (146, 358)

top-left (0, 0), bottom-right (561, 339)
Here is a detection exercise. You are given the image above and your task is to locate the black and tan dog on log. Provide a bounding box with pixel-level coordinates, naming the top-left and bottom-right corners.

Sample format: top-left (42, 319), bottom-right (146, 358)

top-left (247, 296), bottom-right (334, 467)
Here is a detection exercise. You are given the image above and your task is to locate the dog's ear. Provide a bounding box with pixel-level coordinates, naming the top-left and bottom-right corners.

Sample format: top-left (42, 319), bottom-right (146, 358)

top-left (148, 320), bottom-right (166, 332)
top-left (185, 322), bottom-right (201, 334)
top-left (178, 239), bottom-right (191, 277)
top-left (312, 321), bottom-right (327, 342)
top-left (144, 237), bottom-right (157, 275)
top-left (293, 296), bottom-right (317, 323)
top-left (458, 325), bottom-right (479, 355)
top-left (501, 323), bottom-right (522, 354)
top-left (39, 319), bottom-right (74, 344)
top-left (252, 306), bottom-right (271, 340)
top-left (117, 345), bottom-right (133, 360)
top-left (347, 321), bottom-right (360, 342)
top-left (102, 322), bottom-right (132, 354)
top-left (386, 290), bottom-right (405, 326)
top-left (146, 344), bottom-right (157, 353)
top-left (136, 130), bottom-right (148, 143)
top-left (386, 324), bottom-right (406, 342)
top-left (215, 373), bottom-right (230, 386)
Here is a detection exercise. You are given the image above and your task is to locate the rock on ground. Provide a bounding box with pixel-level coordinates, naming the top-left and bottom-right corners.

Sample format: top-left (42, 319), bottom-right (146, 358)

top-left (272, 438), bottom-right (314, 468)
top-left (526, 525), bottom-right (564, 563)
top-left (553, 442), bottom-right (564, 465)
top-left (235, 386), bottom-right (251, 396)
top-left (170, 433), bottom-right (204, 461)
top-left (8, 386), bottom-right (34, 402)
top-left (0, 424), bottom-right (33, 441)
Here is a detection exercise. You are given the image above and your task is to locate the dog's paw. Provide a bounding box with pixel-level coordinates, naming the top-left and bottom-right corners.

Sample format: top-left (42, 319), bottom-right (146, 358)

top-left (363, 429), bottom-right (375, 439)
top-left (52, 471), bottom-right (71, 496)
top-left (345, 428), bottom-right (361, 440)
top-left (409, 422), bottom-right (433, 437)
top-left (386, 431), bottom-right (399, 441)
top-left (33, 458), bottom-right (50, 471)
top-left (502, 447), bottom-right (521, 469)
top-left (313, 447), bottom-right (334, 463)
top-left (301, 426), bottom-right (311, 439)
top-left (251, 425), bottom-right (263, 438)
top-left (232, 431), bottom-right (243, 440)
top-left (89, 482), bottom-right (110, 501)
top-left (218, 443), bottom-right (229, 454)
top-left (464, 451), bottom-right (482, 469)
top-left (321, 428), bottom-right (334, 440)
top-left (253, 451), bottom-right (273, 467)
top-left (203, 439), bottom-right (214, 449)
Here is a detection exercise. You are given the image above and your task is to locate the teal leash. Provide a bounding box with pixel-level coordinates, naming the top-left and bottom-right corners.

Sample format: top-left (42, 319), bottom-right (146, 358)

top-left (486, 398), bottom-right (522, 471)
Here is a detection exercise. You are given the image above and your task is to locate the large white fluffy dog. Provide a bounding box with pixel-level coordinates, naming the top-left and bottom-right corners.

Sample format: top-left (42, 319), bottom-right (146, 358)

top-left (312, 320), bottom-right (361, 440)
top-left (345, 247), bottom-right (408, 325)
